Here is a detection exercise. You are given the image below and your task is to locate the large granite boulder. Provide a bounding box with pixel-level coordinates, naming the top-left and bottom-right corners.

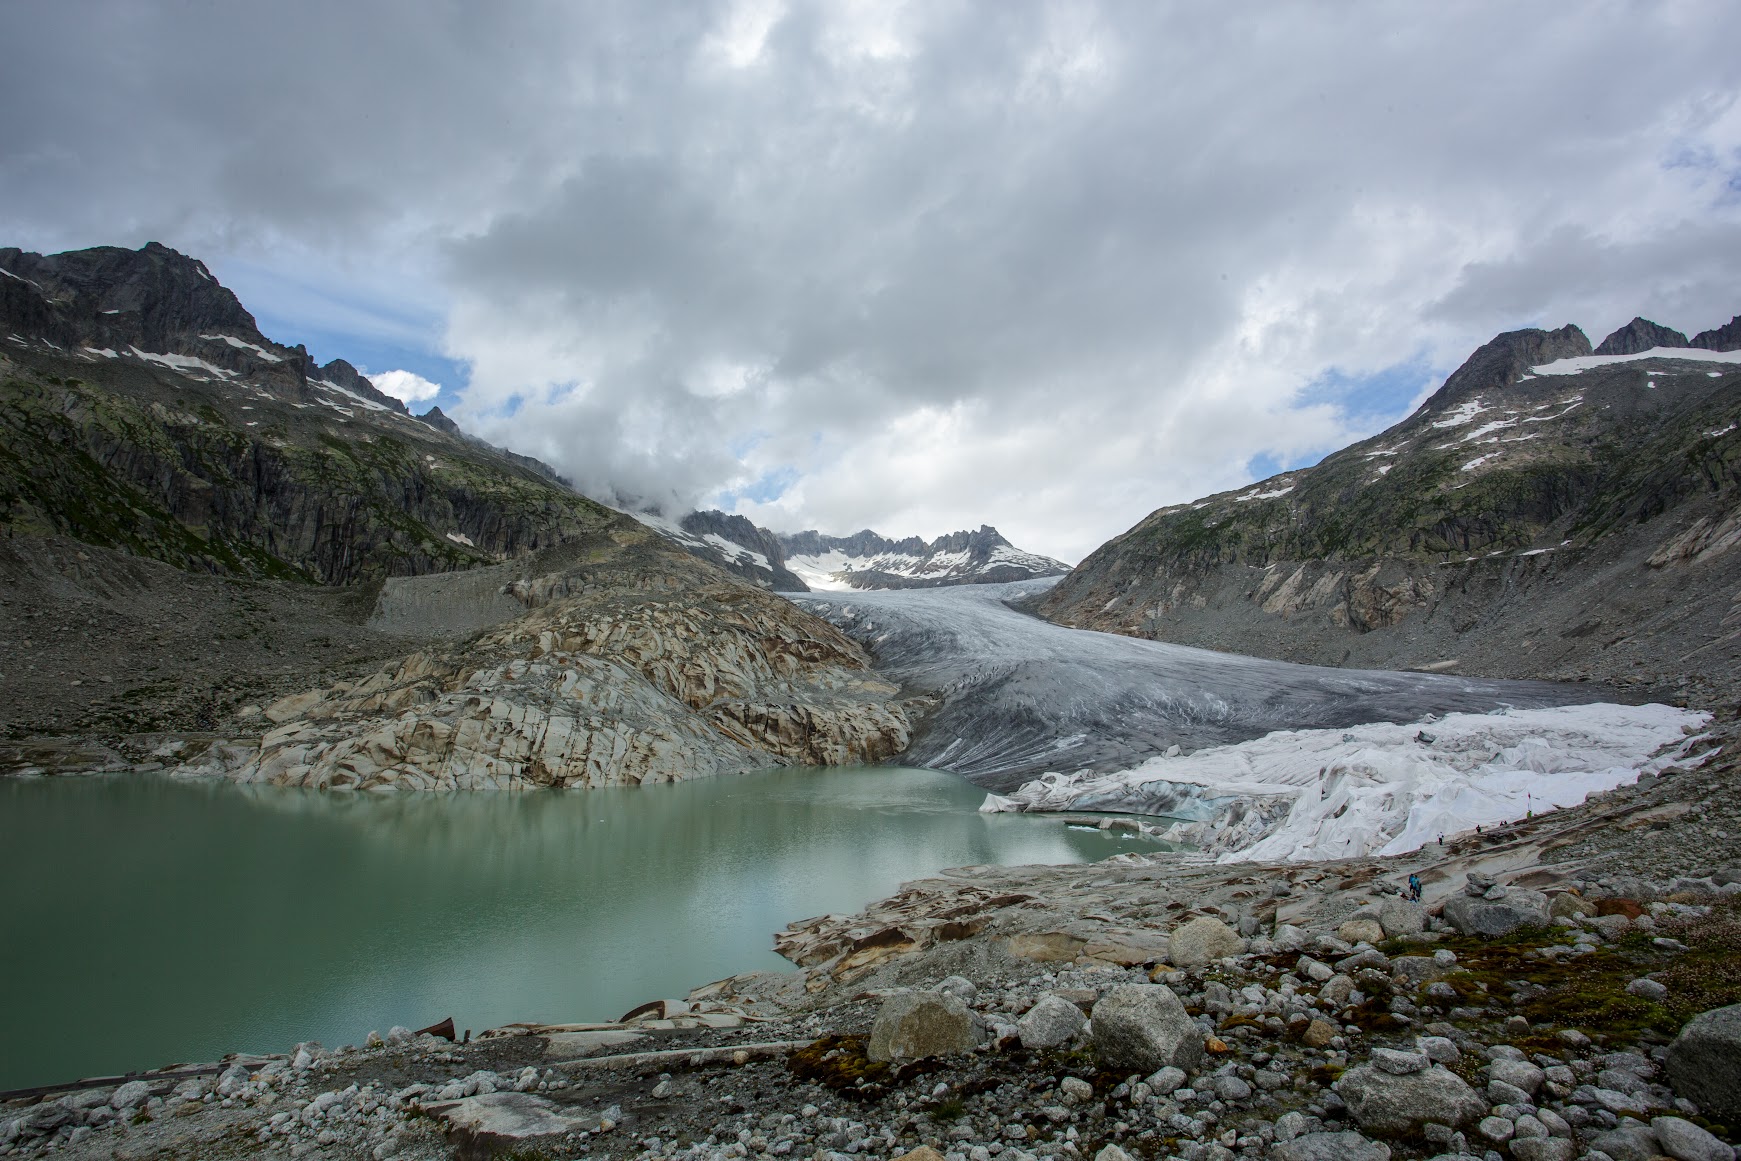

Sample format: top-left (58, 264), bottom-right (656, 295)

top-left (1651, 1115), bottom-right (1734, 1161)
top-left (1167, 915), bottom-right (1241, 968)
top-left (1664, 1003), bottom-right (1741, 1122)
top-left (1018, 994), bottom-right (1087, 1049)
top-left (1442, 887), bottom-right (1549, 937)
top-left (867, 992), bottom-right (975, 1062)
top-left (1378, 898), bottom-right (1426, 939)
top-left (1335, 1061), bottom-right (1487, 1135)
top-left (1270, 1131), bottom-right (1391, 1161)
top-left (1090, 985), bottom-right (1204, 1073)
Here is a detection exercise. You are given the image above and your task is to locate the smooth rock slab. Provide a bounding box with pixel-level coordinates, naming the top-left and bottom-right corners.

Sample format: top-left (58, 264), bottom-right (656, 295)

top-left (1665, 1002), bottom-right (1741, 1122)
top-left (868, 991), bottom-right (975, 1062)
top-left (424, 1092), bottom-right (589, 1161)
top-left (1270, 1130), bottom-right (1392, 1161)
top-left (1335, 1063), bottom-right (1487, 1135)
top-left (1090, 985), bottom-right (1204, 1073)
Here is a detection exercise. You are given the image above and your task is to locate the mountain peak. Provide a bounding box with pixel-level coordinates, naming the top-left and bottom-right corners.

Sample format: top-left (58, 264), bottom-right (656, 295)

top-left (1594, 316), bottom-right (1689, 356)
top-left (1417, 324), bottom-right (1590, 415)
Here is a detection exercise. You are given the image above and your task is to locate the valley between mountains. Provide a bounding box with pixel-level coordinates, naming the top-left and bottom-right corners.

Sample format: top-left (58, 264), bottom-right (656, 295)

top-left (4, 244), bottom-right (1741, 1161)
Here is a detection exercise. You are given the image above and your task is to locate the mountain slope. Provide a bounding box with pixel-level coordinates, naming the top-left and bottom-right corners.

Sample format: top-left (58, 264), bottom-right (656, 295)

top-left (1, 242), bottom-right (613, 584)
top-left (779, 525), bottom-right (1069, 590)
top-left (0, 243), bottom-right (912, 783)
top-left (1037, 317), bottom-right (1741, 702)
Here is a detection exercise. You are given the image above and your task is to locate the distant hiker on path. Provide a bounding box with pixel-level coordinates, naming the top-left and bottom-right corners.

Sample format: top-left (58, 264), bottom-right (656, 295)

top-left (1408, 873), bottom-right (1422, 902)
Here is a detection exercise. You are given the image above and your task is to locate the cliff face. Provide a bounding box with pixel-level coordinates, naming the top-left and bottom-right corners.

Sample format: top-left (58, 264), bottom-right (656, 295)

top-left (1038, 322), bottom-right (1741, 701)
top-left (0, 242), bottom-right (623, 584)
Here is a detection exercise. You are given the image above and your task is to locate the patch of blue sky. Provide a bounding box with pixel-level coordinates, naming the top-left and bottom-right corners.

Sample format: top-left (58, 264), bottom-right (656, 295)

top-left (206, 256), bottom-right (466, 405)
top-left (1244, 354), bottom-right (1442, 480)
top-left (1296, 351), bottom-right (1439, 426)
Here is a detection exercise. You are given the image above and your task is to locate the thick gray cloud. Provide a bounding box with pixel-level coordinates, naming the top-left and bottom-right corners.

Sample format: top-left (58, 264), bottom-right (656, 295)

top-left (4, 1), bottom-right (1740, 560)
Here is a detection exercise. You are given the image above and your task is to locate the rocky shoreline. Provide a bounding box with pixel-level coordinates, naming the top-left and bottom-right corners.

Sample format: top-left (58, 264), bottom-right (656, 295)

top-left (6, 720), bottom-right (1740, 1161)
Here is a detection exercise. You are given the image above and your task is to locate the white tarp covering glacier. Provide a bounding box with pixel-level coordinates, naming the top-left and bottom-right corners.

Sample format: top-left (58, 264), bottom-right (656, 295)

top-left (980, 703), bottom-right (1709, 863)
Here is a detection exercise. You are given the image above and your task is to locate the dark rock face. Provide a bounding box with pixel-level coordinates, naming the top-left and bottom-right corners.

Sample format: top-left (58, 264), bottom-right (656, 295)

top-left (0, 242), bottom-right (628, 584)
top-left (679, 510), bottom-right (808, 591)
top-left (1417, 325), bottom-right (1590, 415)
top-left (1692, 314), bottom-right (1741, 352)
top-left (1595, 317), bottom-right (1689, 356)
top-left (417, 406), bottom-right (464, 436)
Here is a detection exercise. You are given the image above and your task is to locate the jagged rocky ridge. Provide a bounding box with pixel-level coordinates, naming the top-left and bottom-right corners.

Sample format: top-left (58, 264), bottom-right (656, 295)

top-left (780, 525), bottom-right (1070, 591)
top-left (1038, 316), bottom-right (1741, 701)
top-left (0, 241), bottom-right (604, 584)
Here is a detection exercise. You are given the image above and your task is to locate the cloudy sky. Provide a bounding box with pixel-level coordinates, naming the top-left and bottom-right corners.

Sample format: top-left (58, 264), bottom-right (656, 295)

top-left (5, 1), bottom-right (1741, 562)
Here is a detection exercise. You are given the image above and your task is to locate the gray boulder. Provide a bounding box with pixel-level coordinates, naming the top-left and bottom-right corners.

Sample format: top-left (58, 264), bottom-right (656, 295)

top-left (1442, 888), bottom-right (1549, 937)
top-left (1489, 1057), bottom-right (1545, 1096)
top-left (1018, 994), bottom-right (1087, 1049)
top-left (423, 1092), bottom-right (590, 1157)
top-left (1665, 1003), bottom-right (1741, 1122)
top-left (1168, 915), bottom-right (1242, 968)
top-left (110, 1081), bottom-right (151, 1110)
top-left (1379, 898), bottom-right (1426, 939)
top-left (1650, 1115), bottom-right (1734, 1161)
top-left (867, 991), bottom-right (975, 1062)
top-left (1335, 1063), bottom-right (1487, 1135)
top-left (1090, 985), bottom-right (1204, 1073)
top-left (1270, 1131), bottom-right (1391, 1161)
top-left (1509, 1139), bottom-right (1577, 1161)
top-left (1586, 1123), bottom-right (1665, 1161)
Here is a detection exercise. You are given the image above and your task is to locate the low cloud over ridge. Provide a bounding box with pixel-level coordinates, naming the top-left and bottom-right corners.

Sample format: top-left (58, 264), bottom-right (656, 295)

top-left (4, 2), bottom-right (1741, 559)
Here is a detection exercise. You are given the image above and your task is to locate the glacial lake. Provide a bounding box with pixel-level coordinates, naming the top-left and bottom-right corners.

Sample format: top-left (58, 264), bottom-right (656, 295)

top-left (0, 766), bottom-right (1163, 1091)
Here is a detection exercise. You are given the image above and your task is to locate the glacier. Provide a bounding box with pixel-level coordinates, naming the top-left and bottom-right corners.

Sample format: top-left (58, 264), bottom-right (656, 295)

top-left (788, 579), bottom-right (1625, 792)
top-left (980, 703), bottom-right (1706, 862)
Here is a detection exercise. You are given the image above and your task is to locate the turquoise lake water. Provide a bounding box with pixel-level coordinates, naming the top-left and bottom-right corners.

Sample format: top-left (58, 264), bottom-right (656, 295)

top-left (0, 766), bottom-right (1162, 1090)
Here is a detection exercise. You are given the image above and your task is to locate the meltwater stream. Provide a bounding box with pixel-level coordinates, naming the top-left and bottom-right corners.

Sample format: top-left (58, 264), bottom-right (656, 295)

top-left (0, 766), bottom-right (1164, 1092)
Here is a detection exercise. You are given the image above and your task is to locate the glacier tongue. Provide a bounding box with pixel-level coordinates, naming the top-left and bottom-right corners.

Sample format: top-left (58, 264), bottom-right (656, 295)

top-left (981, 703), bottom-right (1708, 862)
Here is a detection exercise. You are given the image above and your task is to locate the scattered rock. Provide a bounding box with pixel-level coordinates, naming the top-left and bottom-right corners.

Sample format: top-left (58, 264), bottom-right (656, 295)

top-left (1090, 984), bottom-right (1204, 1073)
top-left (1017, 994), bottom-right (1087, 1049)
top-left (1338, 918), bottom-right (1387, 945)
top-left (1665, 1003), bottom-right (1741, 1121)
top-left (1270, 1130), bottom-right (1392, 1161)
top-left (1442, 888), bottom-right (1549, 937)
top-left (424, 1092), bottom-right (590, 1159)
top-left (1300, 1018), bottom-right (1338, 1048)
top-left (1626, 977), bottom-right (1668, 1002)
top-left (867, 991), bottom-right (975, 1062)
top-left (1167, 915), bottom-right (1241, 969)
top-left (1336, 1063), bottom-right (1488, 1135)
top-left (1649, 1115), bottom-right (1734, 1161)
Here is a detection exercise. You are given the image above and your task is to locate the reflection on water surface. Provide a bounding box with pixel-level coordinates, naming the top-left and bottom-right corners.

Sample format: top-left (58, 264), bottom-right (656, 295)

top-left (0, 766), bottom-right (1164, 1089)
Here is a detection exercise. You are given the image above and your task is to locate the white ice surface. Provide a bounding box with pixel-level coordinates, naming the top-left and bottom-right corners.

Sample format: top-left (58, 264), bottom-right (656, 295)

top-left (1431, 398), bottom-right (1488, 428)
top-left (981, 703), bottom-right (1708, 863)
top-left (1533, 347), bottom-right (1741, 375)
top-left (312, 380), bottom-right (390, 412)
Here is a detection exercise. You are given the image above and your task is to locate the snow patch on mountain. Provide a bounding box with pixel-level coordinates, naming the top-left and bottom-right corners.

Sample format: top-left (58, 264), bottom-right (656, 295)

top-left (1533, 347), bottom-right (1741, 375)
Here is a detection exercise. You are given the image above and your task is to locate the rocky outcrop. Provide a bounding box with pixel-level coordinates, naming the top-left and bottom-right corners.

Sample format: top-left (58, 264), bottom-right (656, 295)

top-left (1664, 1003), bottom-right (1741, 1122)
top-left (679, 509), bottom-right (808, 592)
top-left (1692, 313), bottom-right (1741, 351)
top-left (203, 551), bottom-right (909, 791)
top-left (1037, 315), bottom-right (1741, 701)
top-left (1595, 316), bottom-right (1689, 356)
